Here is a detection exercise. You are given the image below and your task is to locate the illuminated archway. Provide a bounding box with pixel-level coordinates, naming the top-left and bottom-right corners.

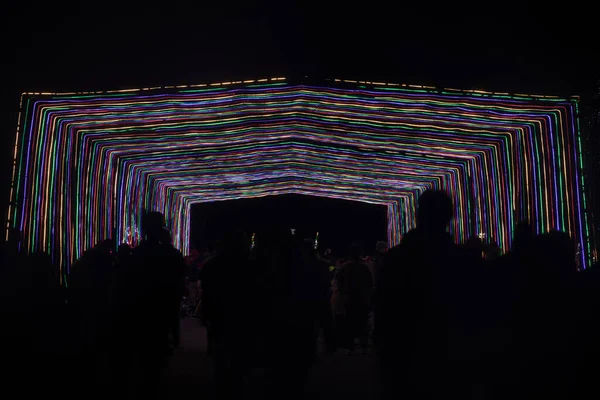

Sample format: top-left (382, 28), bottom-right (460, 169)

top-left (6, 77), bottom-right (592, 277)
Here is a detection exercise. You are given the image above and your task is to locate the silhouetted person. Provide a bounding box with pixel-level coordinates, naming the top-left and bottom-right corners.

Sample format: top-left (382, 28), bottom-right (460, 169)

top-left (13, 251), bottom-right (67, 398)
top-left (333, 243), bottom-right (372, 354)
top-left (0, 229), bottom-right (24, 391)
top-left (485, 240), bottom-right (501, 261)
top-left (512, 221), bottom-right (534, 256)
top-left (68, 240), bottom-right (115, 393)
top-left (199, 229), bottom-right (254, 399)
top-left (296, 238), bottom-right (335, 358)
top-left (116, 243), bottom-right (131, 266)
top-left (370, 240), bottom-right (388, 345)
top-left (514, 231), bottom-right (578, 398)
top-left (463, 236), bottom-right (485, 263)
top-left (183, 248), bottom-right (202, 317)
top-left (0, 228), bottom-right (28, 331)
top-left (323, 247), bottom-right (333, 261)
top-left (574, 244), bottom-right (600, 399)
top-left (370, 241), bottom-right (388, 287)
top-left (479, 221), bottom-right (533, 399)
top-left (2, 232), bottom-right (68, 398)
top-left (378, 190), bottom-right (476, 398)
top-left (114, 212), bottom-right (185, 398)
top-left (254, 227), bottom-right (310, 400)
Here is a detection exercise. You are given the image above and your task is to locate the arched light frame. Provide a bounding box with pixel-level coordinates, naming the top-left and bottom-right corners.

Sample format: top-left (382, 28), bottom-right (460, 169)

top-left (6, 77), bottom-right (592, 280)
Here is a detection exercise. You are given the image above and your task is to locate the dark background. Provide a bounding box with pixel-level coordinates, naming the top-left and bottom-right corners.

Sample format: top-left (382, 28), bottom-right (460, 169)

top-left (2, 1), bottom-right (598, 245)
top-left (191, 194), bottom-right (388, 257)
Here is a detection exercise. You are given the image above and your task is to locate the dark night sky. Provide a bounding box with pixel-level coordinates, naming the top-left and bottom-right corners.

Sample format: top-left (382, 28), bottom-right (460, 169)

top-left (2, 0), bottom-right (598, 226)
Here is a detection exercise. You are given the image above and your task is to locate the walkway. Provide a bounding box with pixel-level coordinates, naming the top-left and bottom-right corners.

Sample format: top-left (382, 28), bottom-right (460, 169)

top-left (163, 318), bottom-right (381, 399)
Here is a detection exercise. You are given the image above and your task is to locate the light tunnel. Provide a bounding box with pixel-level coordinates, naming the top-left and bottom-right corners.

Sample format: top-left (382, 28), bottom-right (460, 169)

top-left (6, 77), bottom-right (592, 277)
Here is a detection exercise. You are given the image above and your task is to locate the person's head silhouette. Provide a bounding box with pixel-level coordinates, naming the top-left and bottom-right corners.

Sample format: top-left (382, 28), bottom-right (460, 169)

top-left (117, 243), bottom-right (131, 258)
top-left (512, 221), bottom-right (533, 253)
top-left (99, 239), bottom-right (114, 254)
top-left (348, 242), bottom-right (363, 261)
top-left (464, 236), bottom-right (484, 258)
top-left (142, 211), bottom-right (165, 242)
top-left (417, 190), bottom-right (453, 233)
top-left (158, 228), bottom-right (172, 245)
top-left (535, 230), bottom-right (577, 278)
top-left (376, 241), bottom-right (388, 255)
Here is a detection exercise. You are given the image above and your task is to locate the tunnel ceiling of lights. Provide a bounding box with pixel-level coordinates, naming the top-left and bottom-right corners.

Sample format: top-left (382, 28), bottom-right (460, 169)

top-left (7, 77), bottom-right (593, 273)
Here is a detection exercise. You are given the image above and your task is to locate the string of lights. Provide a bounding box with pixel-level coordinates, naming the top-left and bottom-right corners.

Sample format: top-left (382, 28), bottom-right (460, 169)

top-left (5, 77), bottom-right (592, 279)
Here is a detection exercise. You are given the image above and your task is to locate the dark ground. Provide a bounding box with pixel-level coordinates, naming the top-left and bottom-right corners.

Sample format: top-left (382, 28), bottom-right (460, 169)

top-left (164, 318), bottom-right (379, 399)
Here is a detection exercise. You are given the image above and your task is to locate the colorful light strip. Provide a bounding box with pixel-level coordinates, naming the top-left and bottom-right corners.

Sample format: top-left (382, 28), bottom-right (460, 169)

top-left (5, 77), bottom-right (592, 279)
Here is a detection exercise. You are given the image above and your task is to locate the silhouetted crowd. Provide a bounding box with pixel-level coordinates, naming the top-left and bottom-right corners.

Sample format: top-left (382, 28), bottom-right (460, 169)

top-left (2, 191), bottom-right (600, 400)
top-left (1, 212), bottom-right (185, 399)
